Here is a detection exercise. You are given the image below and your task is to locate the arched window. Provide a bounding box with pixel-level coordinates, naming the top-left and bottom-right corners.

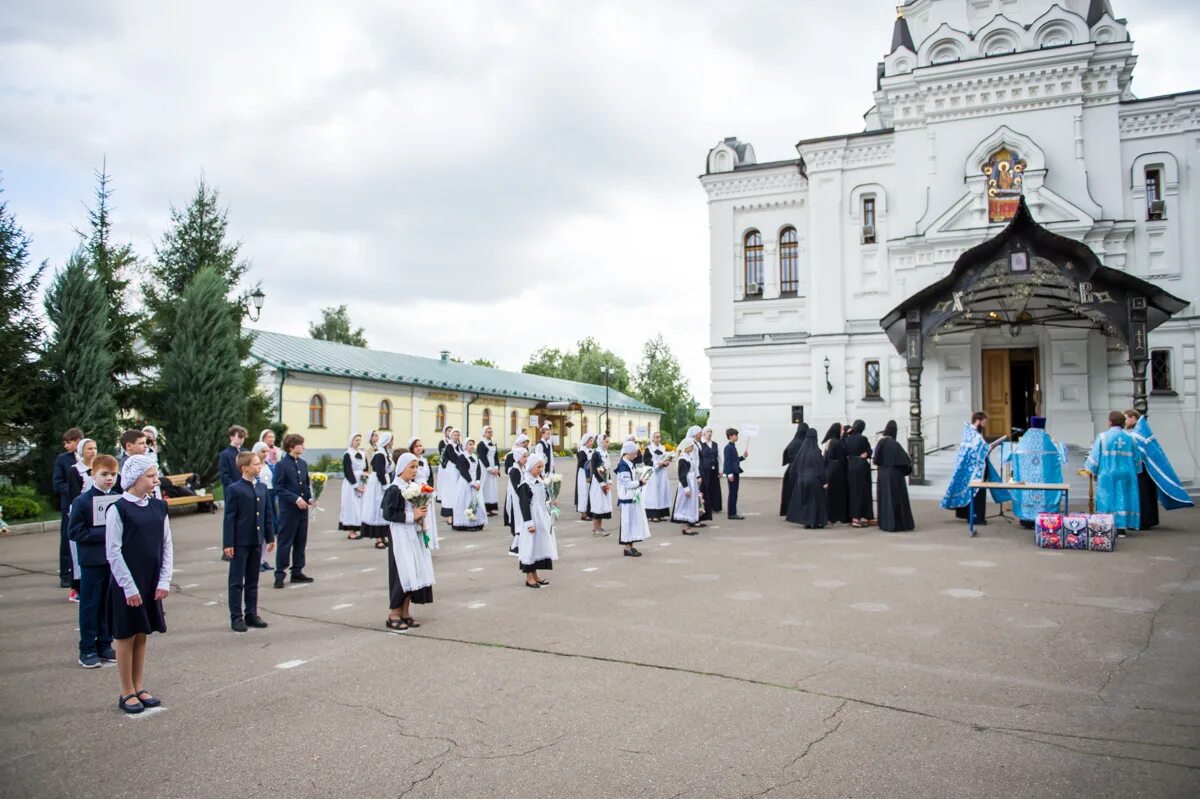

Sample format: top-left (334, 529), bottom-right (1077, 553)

top-left (510, 411), bottom-right (518, 435)
top-left (647, 421), bottom-right (652, 438)
top-left (628, 420), bottom-right (634, 435)
top-left (378, 399), bottom-right (392, 431)
top-left (581, 415), bottom-right (588, 435)
top-left (308, 394), bottom-right (325, 428)
top-left (779, 226), bottom-right (799, 294)
top-left (482, 408), bottom-right (491, 428)
top-left (435, 404), bottom-right (446, 431)
top-left (744, 230), bottom-right (763, 296)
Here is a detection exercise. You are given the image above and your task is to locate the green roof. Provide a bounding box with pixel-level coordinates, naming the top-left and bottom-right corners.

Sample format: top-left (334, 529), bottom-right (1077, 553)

top-left (250, 330), bottom-right (662, 414)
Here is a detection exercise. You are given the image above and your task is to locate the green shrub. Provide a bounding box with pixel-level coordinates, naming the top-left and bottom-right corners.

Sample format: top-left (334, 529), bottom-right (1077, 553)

top-left (0, 484), bottom-right (40, 500)
top-left (1, 497), bottom-right (42, 520)
top-left (310, 454), bottom-right (340, 473)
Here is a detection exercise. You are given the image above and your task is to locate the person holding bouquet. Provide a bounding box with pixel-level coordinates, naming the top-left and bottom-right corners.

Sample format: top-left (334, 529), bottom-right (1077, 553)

top-left (672, 437), bottom-right (701, 535)
top-left (643, 432), bottom-right (672, 522)
top-left (516, 453), bottom-right (558, 588)
top-left (339, 433), bottom-right (367, 539)
top-left (575, 432), bottom-right (596, 521)
top-left (360, 432), bottom-right (394, 547)
top-left (452, 437), bottom-right (486, 531)
top-left (381, 453), bottom-right (435, 631)
top-left (588, 434), bottom-right (613, 536)
top-left (476, 426), bottom-right (500, 516)
top-left (406, 437), bottom-right (440, 550)
top-left (615, 440), bottom-right (651, 557)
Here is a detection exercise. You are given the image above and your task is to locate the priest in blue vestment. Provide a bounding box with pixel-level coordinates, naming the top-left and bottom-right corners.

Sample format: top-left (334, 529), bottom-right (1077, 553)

top-left (1005, 416), bottom-right (1067, 526)
top-left (941, 412), bottom-right (1007, 525)
top-left (1127, 411), bottom-right (1194, 528)
top-left (1085, 411), bottom-right (1144, 534)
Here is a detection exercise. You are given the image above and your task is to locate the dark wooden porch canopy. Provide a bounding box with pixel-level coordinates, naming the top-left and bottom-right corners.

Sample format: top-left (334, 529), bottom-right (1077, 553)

top-left (878, 197), bottom-right (1186, 483)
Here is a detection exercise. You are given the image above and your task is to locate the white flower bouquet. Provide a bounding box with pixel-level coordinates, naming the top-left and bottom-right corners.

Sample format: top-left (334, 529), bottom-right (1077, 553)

top-left (401, 481), bottom-right (436, 547)
top-left (545, 472), bottom-right (563, 519)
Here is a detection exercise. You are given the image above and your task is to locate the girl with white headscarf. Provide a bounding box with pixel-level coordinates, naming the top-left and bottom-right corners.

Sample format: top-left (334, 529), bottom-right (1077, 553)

top-left (516, 453), bottom-right (557, 587)
top-left (405, 437), bottom-right (440, 550)
top-left (672, 438), bottom-right (701, 534)
top-left (615, 439), bottom-right (651, 556)
top-left (576, 432), bottom-right (595, 519)
top-left (361, 432), bottom-right (394, 547)
top-left (504, 447), bottom-right (530, 555)
top-left (66, 437), bottom-right (98, 593)
top-left (439, 427), bottom-right (464, 520)
top-left (339, 433), bottom-right (367, 539)
top-left (588, 434), bottom-right (613, 536)
top-left (452, 437), bottom-right (486, 531)
top-left (644, 432), bottom-right (671, 522)
top-left (380, 453), bottom-right (434, 631)
top-left (503, 433), bottom-right (532, 528)
top-left (476, 426), bottom-right (500, 515)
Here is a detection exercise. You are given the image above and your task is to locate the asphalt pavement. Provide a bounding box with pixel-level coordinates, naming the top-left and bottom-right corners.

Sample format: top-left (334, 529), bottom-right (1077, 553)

top-left (1, 478), bottom-right (1198, 798)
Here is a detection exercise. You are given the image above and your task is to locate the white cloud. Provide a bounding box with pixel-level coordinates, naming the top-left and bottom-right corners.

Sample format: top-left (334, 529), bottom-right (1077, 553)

top-left (3, 0), bottom-right (1198, 406)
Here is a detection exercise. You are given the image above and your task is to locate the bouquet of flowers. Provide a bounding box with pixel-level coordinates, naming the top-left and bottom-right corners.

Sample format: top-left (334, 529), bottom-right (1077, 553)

top-left (401, 482), bottom-right (437, 547)
top-left (545, 473), bottom-right (563, 519)
top-left (310, 473), bottom-right (328, 511)
top-left (466, 489), bottom-right (481, 523)
top-left (632, 465), bottom-right (654, 504)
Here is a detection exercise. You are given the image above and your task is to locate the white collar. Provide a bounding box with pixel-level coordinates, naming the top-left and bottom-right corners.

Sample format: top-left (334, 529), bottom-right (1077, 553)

top-left (122, 491), bottom-right (150, 507)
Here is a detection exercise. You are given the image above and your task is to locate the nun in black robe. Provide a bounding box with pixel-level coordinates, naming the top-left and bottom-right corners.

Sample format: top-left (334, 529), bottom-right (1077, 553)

top-left (786, 429), bottom-right (828, 528)
top-left (822, 423), bottom-right (850, 524)
top-left (698, 432), bottom-right (721, 519)
top-left (779, 423), bottom-right (808, 516)
top-left (844, 420), bottom-right (874, 525)
top-left (873, 421), bottom-right (915, 532)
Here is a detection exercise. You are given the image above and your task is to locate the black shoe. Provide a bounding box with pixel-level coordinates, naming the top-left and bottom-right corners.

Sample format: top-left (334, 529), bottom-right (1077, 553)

top-left (245, 615), bottom-right (268, 629)
top-left (624, 548), bottom-right (642, 557)
top-left (729, 514), bottom-right (746, 520)
top-left (259, 562), bottom-right (272, 572)
top-left (524, 581), bottom-right (542, 589)
top-left (290, 573), bottom-right (314, 584)
top-left (273, 577), bottom-right (285, 589)
top-left (231, 619), bottom-right (248, 633)
top-left (98, 647), bottom-right (117, 662)
top-left (60, 576), bottom-right (72, 589)
top-left (221, 553), bottom-right (233, 562)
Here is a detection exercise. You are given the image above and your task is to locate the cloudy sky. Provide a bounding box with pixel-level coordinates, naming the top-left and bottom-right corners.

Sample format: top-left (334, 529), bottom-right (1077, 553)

top-left (3, 1), bottom-right (1198, 404)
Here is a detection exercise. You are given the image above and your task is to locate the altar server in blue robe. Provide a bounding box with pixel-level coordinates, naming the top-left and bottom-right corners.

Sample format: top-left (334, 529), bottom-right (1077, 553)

top-left (1085, 411), bottom-right (1144, 535)
top-left (1005, 416), bottom-right (1067, 526)
top-left (941, 412), bottom-right (1004, 526)
top-left (1126, 410), bottom-right (1194, 526)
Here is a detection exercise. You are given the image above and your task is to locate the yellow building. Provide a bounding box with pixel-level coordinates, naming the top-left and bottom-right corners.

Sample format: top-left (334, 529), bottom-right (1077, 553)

top-left (249, 331), bottom-right (663, 457)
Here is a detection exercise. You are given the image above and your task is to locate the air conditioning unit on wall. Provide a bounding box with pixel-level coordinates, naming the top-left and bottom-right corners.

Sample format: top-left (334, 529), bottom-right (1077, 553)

top-left (862, 224), bottom-right (876, 244)
top-left (1148, 200), bottom-right (1166, 220)
top-left (745, 283), bottom-right (762, 295)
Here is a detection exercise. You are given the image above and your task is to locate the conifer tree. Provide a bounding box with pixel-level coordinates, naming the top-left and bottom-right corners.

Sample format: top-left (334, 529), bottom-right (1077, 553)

top-left (160, 266), bottom-right (246, 482)
top-left (43, 252), bottom-right (119, 451)
top-left (0, 186), bottom-right (45, 451)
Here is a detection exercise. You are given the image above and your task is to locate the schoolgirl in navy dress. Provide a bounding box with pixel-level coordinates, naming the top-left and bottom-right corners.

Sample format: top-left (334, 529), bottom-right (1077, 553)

top-left (105, 454), bottom-right (173, 714)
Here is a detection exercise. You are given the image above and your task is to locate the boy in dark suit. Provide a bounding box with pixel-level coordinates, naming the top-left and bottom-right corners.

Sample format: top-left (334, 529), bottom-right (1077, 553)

top-left (68, 453), bottom-right (119, 668)
top-left (54, 427), bottom-right (84, 588)
top-left (274, 433), bottom-right (314, 589)
top-left (218, 425), bottom-right (248, 492)
top-left (217, 425), bottom-right (247, 562)
top-left (223, 452), bottom-right (275, 632)
top-left (722, 428), bottom-right (749, 520)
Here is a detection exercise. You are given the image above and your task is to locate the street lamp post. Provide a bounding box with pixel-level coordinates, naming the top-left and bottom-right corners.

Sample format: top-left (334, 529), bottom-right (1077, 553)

top-left (247, 288), bottom-right (266, 322)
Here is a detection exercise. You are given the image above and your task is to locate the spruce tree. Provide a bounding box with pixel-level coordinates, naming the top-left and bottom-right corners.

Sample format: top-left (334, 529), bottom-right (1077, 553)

top-left (0, 186), bottom-right (45, 451)
top-left (160, 266), bottom-right (246, 483)
top-left (43, 252), bottom-right (119, 452)
top-left (144, 177), bottom-right (271, 434)
top-left (78, 161), bottom-right (143, 408)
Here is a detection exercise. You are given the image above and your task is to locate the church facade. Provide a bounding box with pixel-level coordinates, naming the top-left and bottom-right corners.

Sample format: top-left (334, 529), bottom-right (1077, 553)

top-left (701, 0), bottom-right (1200, 479)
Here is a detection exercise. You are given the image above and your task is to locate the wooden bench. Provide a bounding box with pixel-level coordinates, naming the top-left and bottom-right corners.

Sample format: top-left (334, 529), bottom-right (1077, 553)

top-left (161, 473), bottom-right (217, 513)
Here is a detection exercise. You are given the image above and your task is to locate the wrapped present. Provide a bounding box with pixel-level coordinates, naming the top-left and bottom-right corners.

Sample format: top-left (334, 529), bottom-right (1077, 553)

top-left (1062, 514), bottom-right (1089, 550)
top-left (1087, 513), bottom-right (1116, 552)
top-left (1035, 513), bottom-right (1063, 549)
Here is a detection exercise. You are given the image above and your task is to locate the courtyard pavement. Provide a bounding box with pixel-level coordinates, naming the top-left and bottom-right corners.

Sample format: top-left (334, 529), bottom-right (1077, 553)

top-left (1, 478), bottom-right (1198, 798)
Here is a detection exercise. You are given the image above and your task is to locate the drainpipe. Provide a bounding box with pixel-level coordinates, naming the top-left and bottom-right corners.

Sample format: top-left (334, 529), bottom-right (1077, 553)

top-left (277, 361), bottom-right (287, 424)
top-left (464, 393), bottom-right (479, 437)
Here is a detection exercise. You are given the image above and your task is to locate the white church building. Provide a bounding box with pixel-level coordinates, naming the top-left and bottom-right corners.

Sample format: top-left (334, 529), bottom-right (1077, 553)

top-left (701, 0), bottom-right (1199, 481)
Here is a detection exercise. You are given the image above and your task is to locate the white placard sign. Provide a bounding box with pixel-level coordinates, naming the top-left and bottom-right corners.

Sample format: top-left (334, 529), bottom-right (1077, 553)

top-left (92, 494), bottom-right (121, 527)
top-left (741, 424), bottom-right (760, 438)
top-left (530, 415), bottom-right (539, 427)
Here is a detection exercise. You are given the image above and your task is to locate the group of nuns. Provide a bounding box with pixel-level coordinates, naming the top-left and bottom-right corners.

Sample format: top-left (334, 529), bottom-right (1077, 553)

top-left (780, 419), bottom-right (914, 532)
